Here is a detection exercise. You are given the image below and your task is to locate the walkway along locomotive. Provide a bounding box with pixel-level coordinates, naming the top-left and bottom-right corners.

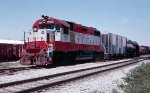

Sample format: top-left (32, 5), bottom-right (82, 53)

top-left (20, 15), bottom-right (105, 65)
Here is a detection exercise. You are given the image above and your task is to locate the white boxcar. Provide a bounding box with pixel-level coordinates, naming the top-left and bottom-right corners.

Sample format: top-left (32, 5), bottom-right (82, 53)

top-left (102, 32), bottom-right (127, 58)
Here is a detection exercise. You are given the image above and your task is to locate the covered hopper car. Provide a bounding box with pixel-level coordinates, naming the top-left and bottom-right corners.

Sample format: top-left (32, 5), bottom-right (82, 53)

top-left (101, 32), bottom-right (127, 59)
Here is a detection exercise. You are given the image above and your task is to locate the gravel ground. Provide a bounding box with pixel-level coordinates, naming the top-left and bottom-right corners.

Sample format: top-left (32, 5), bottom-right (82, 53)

top-left (40, 60), bottom-right (150, 93)
top-left (0, 60), bottom-right (30, 69)
top-left (0, 58), bottom-right (149, 93)
top-left (0, 59), bottom-right (132, 84)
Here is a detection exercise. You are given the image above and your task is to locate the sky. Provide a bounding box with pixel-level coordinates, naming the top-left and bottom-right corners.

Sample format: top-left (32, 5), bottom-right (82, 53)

top-left (0, 0), bottom-right (149, 46)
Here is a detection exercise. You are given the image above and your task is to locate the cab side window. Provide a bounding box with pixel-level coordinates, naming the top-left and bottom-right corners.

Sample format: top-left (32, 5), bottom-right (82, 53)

top-left (56, 24), bottom-right (60, 30)
top-left (39, 25), bottom-right (46, 29)
top-left (63, 27), bottom-right (69, 34)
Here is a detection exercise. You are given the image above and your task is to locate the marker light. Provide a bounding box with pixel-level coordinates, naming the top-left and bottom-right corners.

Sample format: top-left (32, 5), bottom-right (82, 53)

top-left (33, 27), bottom-right (38, 32)
top-left (47, 21), bottom-right (54, 24)
top-left (39, 22), bottom-right (42, 24)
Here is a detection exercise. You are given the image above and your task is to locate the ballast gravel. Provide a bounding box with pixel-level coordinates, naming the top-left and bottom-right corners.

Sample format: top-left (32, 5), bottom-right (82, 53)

top-left (0, 58), bottom-right (149, 93)
top-left (0, 59), bottom-right (132, 84)
top-left (41, 60), bottom-right (150, 93)
top-left (0, 60), bottom-right (30, 69)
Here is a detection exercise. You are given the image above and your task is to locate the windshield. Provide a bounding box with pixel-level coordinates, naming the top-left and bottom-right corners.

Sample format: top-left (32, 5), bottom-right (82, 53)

top-left (39, 24), bottom-right (54, 29)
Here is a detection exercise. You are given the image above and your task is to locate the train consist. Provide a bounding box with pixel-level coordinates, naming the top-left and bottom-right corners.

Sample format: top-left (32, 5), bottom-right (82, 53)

top-left (0, 39), bottom-right (23, 62)
top-left (20, 15), bottom-right (150, 65)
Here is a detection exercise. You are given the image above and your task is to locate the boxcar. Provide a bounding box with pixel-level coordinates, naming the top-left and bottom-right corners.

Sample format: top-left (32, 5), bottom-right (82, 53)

top-left (0, 39), bottom-right (23, 62)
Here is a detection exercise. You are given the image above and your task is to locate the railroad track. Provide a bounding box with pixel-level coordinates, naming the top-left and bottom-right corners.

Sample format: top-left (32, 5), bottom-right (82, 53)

top-left (0, 58), bottom-right (146, 93)
top-left (0, 66), bottom-right (39, 76)
top-left (0, 56), bottom-right (147, 76)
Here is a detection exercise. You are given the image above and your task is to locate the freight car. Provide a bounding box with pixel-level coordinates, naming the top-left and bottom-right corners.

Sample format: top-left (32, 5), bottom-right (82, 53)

top-left (126, 44), bottom-right (136, 57)
top-left (143, 46), bottom-right (150, 54)
top-left (20, 15), bottom-right (105, 65)
top-left (139, 46), bottom-right (146, 55)
top-left (148, 47), bottom-right (150, 54)
top-left (101, 32), bottom-right (127, 59)
top-left (139, 46), bottom-right (150, 55)
top-left (126, 40), bottom-right (140, 57)
top-left (0, 39), bottom-right (23, 62)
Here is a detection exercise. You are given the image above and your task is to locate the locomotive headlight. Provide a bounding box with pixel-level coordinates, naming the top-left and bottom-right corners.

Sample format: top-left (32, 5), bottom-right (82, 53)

top-left (41, 31), bottom-right (45, 34)
top-left (42, 19), bottom-right (46, 23)
top-left (33, 28), bottom-right (38, 32)
top-left (33, 26), bottom-right (38, 32)
top-left (39, 22), bottom-right (42, 24)
top-left (42, 19), bottom-right (46, 22)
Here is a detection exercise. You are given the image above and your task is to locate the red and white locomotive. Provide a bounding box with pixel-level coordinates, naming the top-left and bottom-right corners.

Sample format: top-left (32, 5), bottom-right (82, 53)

top-left (20, 15), bottom-right (104, 65)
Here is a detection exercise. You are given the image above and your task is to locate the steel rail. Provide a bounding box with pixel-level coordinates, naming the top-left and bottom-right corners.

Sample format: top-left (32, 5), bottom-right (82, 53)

top-left (0, 59), bottom-right (137, 88)
top-left (0, 58), bottom-right (145, 93)
top-left (0, 66), bottom-right (39, 75)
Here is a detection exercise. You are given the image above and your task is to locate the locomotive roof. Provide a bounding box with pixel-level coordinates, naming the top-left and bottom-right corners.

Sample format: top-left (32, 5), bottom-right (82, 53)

top-left (0, 39), bottom-right (23, 44)
top-left (57, 19), bottom-right (70, 27)
top-left (34, 16), bottom-right (102, 32)
top-left (34, 17), bottom-right (70, 27)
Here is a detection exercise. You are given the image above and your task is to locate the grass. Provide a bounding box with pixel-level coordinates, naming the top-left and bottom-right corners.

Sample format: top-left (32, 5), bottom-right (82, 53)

top-left (90, 62), bottom-right (150, 93)
top-left (120, 62), bottom-right (150, 93)
top-left (89, 89), bottom-right (118, 93)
